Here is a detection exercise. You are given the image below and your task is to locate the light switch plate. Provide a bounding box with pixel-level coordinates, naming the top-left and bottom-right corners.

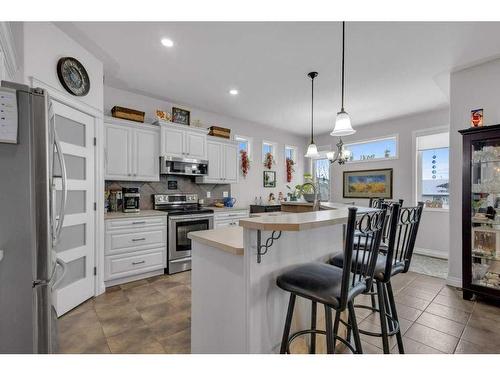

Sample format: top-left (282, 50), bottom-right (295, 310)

top-left (223, 191), bottom-right (229, 198)
top-left (206, 191), bottom-right (211, 198)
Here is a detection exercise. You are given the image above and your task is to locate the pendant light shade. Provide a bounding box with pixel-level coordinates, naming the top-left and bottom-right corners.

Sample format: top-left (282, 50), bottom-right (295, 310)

top-left (305, 143), bottom-right (319, 158)
top-left (331, 21), bottom-right (356, 137)
top-left (305, 71), bottom-right (319, 158)
top-left (331, 110), bottom-right (355, 136)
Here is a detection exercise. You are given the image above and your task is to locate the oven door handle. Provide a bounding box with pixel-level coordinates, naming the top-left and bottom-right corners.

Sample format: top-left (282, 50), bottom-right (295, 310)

top-left (169, 215), bottom-right (214, 222)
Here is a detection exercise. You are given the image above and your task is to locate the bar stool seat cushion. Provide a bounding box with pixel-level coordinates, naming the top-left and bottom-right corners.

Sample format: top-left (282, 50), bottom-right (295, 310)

top-left (276, 262), bottom-right (366, 308)
top-left (329, 252), bottom-right (405, 280)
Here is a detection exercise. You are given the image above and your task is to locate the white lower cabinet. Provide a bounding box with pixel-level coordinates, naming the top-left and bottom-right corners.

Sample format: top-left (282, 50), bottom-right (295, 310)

top-left (196, 137), bottom-right (239, 184)
top-left (104, 215), bottom-right (167, 287)
top-left (104, 117), bottom-right (160, 182)
top-left (214, 210), bottom-right (249, 228)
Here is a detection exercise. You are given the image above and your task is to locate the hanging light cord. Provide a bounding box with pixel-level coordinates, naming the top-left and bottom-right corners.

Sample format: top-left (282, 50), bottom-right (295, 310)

top-left (341, 21), bottom-right (345, 112)
top-left (311, 75), bottom-right (314, 143)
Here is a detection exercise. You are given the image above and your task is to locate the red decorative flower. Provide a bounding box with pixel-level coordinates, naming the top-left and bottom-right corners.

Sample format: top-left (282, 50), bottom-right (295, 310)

top-left (264, 152), bottom-right (274, 170)
top-left (286, 157), bottom-right (295, 183)
top-left (240, 150), bottom-right (250, 177)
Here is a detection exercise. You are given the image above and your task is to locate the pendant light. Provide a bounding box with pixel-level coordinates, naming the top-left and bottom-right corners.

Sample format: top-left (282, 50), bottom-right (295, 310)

top-left (305, 71), bottom-right (319, 158)
top-left (330, 21), bottom-right (356, 137)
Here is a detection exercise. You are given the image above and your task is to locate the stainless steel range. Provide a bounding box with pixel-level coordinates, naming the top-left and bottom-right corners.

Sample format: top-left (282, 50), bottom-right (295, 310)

top-left (153, 194), bottom-right (214, 274)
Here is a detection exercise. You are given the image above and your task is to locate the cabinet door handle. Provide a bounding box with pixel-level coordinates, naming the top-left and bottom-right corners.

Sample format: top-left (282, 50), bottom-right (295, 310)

top-left (132, 260), bottom-right (146, 265)
top-left (131, 237), bottom-right (146, 242)
top-left (132, 221), bottom-right (146, 225)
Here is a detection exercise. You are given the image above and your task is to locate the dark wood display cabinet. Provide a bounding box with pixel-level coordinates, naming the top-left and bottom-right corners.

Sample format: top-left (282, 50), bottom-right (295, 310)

top-left (460, 124), bottom-right (500, 300)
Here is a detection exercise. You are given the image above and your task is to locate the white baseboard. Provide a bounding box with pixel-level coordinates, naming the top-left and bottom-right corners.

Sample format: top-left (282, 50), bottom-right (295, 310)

top-left (446, 275), bottom-right (462, 288)
top-left (414, 247), bottom-right (448, 260)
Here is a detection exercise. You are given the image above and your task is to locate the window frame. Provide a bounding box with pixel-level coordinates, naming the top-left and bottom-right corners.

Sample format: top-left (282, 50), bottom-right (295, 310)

top-left (234, 134), bottom-right (252, 160)
top-left (312, 157), bottom-right (331, 202)
top-left (284, 145), bottom-right (297, 164)
top-left (262, 140), bottom-right (277, 163)
top-left (413, 127), bottom-right (450, 212)
top-left (343, 134), bottom-right (399, 164)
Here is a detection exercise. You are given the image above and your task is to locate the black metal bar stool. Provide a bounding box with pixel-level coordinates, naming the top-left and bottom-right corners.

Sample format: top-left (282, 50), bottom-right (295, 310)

top-left (276, 207), bottom-right (388, 354)
top-left (330, 202), bottom-right (424, 354)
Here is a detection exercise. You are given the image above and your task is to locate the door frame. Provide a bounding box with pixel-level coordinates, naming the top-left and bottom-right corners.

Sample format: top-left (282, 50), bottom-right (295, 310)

top-left (30, 77), bottom-right (106, 299)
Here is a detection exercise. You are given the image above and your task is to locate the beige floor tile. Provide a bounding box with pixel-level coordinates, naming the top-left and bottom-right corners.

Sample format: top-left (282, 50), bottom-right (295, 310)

top-left (472, 300), bottom-right (500, 323)
top-left (394, 303), bottom-right (423, 321)
top-left (97, 305), bottom-right (146, 338)
top-left (400, 286), bottom-right (439, 301)
top-left (119, 278), bottom-right (150, 290)
top-left (432, 294), bottom-right (474, 313)
top-left (159, 327), bottom-right (191, 354)
top-left (415, 311), bottom-right (465, 338)
top-left (392, 337), bottom-right (443, 354)
top-left (454, 339), bottom-right (499, 354)
top-left (425, 302), bottom-right (471, 324)
top-left (59, 308), bottom-right (101, 334)
top-left (358, 320), bottom-right (397, 351)
top-left (123, 283), bottom-right (159, 302)
top-left (358, 340), bottom-right (384, 354)
top-left (466, 315), bottom-right (500, 336)
top-left (94, 289), bottom-right (129, 308)
top-left (59, 323), bottom-right (110, 354)
top-left (63, 299), bottom-right (95, 319)
top-left (394, 294), bottom-right (431, 311)
top-left (461, 325), bottom-right (500, 351)
top-left (361, 312), bottom-right (413, 335)
top-left (153, 283), bottom-right (191, 301)
top-left (106, 325), bottom-right (165, 354)
top-left (405, 323), bottom-right (459, 353)
top-left (148, 310), bottom-right (191, 341)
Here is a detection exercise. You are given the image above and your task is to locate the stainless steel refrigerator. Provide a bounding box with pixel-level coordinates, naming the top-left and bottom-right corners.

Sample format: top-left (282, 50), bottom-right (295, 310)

top-left (0, 81), bottom-right (67, 353)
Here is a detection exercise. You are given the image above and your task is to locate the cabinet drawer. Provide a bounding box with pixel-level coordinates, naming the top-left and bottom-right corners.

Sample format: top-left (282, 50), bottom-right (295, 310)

top-left (214, 211), bottom-right (248, 220)
top-left (105, 250), bottom-right (164, 281)
top-left (106, 228), bottom-right (165, 253)
top-left (106, 216), bottom-right (167, 231)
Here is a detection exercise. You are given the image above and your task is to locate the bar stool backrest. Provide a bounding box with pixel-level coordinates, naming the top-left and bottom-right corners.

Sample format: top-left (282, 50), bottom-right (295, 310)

top-left (340, 207), bottom-right (388, 311)
top-left (382, 202), bottom-right (424, 282)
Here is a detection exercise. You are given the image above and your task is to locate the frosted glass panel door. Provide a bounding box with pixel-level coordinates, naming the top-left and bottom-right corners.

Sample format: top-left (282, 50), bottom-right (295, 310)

top-left (52, 100), bottom-right (95, 317)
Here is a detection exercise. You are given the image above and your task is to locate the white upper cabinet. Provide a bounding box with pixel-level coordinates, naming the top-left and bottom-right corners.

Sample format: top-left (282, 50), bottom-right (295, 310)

top-left (104, 117), bottom-right (160, 181)
top-left (222, 142), bottom-right (238, 183)
top-left (160, 122), bottom-right (208, 160)
top-left (196, 137), bottom-right (239, 184)
top-left (206, 140), bottom-right (222, 180)
top-left (105, 123), bottom-right (131, 179)
top-left (134, 128), bottom-right (160, 181)
top-left (185, 132), bottom-right (207, 159)
top-left (162, 126), bottom-right (184, 158)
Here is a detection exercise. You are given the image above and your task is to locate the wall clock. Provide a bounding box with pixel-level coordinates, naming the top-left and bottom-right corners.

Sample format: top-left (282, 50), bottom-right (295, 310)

top-left (57, 57), bottom-right (90, 96)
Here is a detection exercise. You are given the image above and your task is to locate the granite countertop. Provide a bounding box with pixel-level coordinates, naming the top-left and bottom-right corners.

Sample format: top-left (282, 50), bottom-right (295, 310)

top-left (104, 210), bottom-right (168, 220)
top-left (208, 206), bottom-right (249, 213)
top-left (188, 226), bottom-right (244, 255)
top-left (239, 203), bottom-right (375, 232)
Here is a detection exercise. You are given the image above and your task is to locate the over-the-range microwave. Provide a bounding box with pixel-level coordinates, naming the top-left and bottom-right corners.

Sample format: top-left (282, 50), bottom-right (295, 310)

top-left (160, 156), bottom-right (208, 176)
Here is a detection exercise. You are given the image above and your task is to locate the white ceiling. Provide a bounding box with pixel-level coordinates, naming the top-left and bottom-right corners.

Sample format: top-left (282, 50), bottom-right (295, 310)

top-left (56, 22), bottom-right (500, 136)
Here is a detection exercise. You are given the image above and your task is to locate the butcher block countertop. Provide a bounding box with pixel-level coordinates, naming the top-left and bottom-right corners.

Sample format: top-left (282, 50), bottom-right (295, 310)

top-left (188, 226), bottom-right (244, 255)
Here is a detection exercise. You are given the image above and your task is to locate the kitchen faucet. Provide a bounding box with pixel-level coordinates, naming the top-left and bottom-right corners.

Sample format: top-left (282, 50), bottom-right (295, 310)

top-left (301, 181), bottom-right (320, 211)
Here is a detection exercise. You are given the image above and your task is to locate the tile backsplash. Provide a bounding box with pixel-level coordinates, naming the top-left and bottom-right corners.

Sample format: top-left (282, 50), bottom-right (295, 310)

top-left (105, 175), bottom-right (231, 210)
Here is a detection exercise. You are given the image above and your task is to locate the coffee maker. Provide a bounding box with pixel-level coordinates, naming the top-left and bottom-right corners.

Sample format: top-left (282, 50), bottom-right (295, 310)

top-left (122, 187), bottom-right (140, 212)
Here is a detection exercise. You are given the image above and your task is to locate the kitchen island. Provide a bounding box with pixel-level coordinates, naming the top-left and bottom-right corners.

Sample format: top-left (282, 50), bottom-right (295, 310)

top-left (188, 204), bottom-right (372, 354)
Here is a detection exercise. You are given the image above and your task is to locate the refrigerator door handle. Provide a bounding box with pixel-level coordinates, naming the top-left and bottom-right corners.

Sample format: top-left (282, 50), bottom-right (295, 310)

top-left (53, 129), bottom-right (67, 245)
top-left (51, 257), bottom-right (67, 290)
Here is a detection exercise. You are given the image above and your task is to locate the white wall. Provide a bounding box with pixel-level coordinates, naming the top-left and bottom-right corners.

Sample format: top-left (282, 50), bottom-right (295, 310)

top-left (449, 58), bottom-right (500, 286)
top-left (22, 22), bottom-right (103, 112)
top-left (314, 108), bottom-right (450, 258)
top-left (104, 86), bottom-right (307, 207)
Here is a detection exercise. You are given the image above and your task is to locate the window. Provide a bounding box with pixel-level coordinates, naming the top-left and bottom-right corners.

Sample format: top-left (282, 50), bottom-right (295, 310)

top-left (262, 141), bottom-right (276, 162)
top-left (416, 131), bottom-right (449, 209)
top-left (235, 135), bottom-right (251, 158)
top-left (344, 136), bottom-right (398, 162)
top-left (285, 145), bottom-right (297, 163)
top-left (313, 158), bottom-right (330, 201)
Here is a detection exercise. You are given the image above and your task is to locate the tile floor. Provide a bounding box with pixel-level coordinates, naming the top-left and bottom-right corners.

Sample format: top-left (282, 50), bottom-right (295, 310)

top-left (58, 270), bottom-right (500, 354)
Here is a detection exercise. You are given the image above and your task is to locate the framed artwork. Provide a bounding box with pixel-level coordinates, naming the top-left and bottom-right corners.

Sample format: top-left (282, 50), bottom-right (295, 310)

top-left (343, 168), bottom-right (393, 199)
top-left (263, 171), bottom-right (276, 188)
top-left (172, 107), bottom-right (191, 125)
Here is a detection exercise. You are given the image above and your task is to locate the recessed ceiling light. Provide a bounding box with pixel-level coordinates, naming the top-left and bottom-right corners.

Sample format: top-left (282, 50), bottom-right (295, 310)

top-left (161, 38), bottom-right (174, 48)
top-left (229, 89), bottom-right (239, 95)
